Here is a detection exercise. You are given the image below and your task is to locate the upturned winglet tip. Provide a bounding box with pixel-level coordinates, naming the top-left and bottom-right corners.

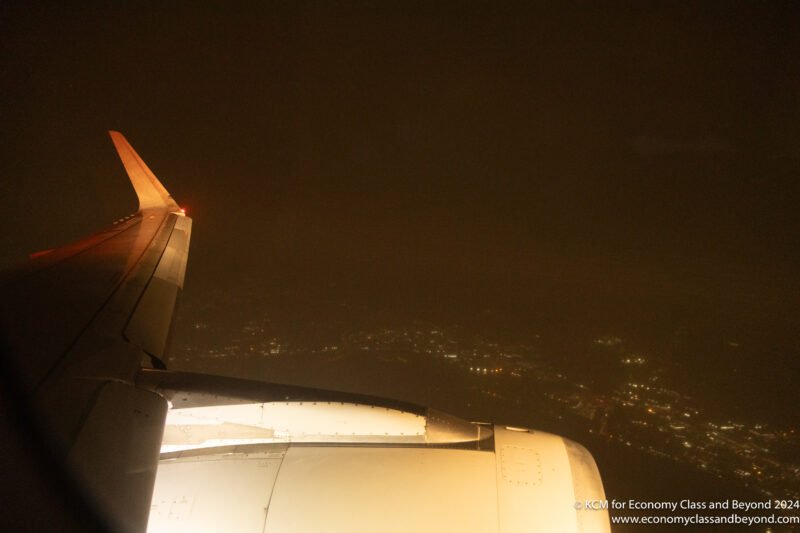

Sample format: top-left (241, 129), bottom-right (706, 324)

top-left (109, 131), bottom-right (179, 211)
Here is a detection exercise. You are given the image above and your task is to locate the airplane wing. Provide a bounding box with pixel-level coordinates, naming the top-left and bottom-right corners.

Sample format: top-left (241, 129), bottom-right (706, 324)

top-left (0, 132), bottom-right (191, 531)
top-left (0, 134), bottom-right (610, 533)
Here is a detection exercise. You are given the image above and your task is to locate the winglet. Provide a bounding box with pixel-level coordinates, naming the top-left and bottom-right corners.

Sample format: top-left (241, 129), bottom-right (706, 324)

top-left (109, 131), bottom-right (179, 211)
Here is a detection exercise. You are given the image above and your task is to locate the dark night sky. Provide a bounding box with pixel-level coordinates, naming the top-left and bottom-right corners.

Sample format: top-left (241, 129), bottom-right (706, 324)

top-left (2, 3), bottom-right (799, 422)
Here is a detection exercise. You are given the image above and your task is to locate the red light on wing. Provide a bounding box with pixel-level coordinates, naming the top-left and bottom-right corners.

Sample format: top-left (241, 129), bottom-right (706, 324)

top-left (29, 249), bottom-right (54, 260)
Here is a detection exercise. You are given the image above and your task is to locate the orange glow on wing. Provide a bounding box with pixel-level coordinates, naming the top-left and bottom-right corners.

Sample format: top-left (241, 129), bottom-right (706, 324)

top-left (29, 248), bottom-right (54, 260)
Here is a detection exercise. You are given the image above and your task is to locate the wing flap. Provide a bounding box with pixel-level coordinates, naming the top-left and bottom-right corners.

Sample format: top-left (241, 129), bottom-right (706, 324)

top-left (125, 214), bottom-right (192, 361)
